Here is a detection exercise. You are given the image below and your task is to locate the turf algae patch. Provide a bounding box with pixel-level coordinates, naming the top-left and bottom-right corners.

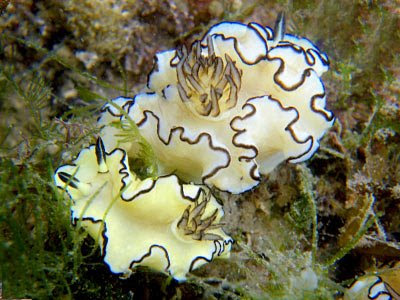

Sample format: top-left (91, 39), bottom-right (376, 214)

top-left (0, 158), bottom-right (89, 298)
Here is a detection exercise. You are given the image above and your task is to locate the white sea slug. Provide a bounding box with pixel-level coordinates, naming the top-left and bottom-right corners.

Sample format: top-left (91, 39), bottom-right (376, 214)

top-left (99, 16), bottom-right (334, 193)
top-left (344, 262), bottom-right (400, 300)
top-left (54, 138), bottom-right (232, 281)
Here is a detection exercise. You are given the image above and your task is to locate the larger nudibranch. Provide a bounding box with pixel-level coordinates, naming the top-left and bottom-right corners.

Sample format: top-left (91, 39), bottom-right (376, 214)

top-left (54, 138), bottom-right (232, 281)
top-left (99, 16), bottom-right (334, 193)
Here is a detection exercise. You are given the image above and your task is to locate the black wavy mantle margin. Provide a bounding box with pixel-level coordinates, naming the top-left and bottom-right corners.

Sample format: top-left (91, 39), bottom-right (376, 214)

top-left (55, 141), bottom-right (234, 280)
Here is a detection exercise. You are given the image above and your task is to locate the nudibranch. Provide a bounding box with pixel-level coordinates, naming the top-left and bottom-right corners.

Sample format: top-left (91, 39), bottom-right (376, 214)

top-left (99, 16), bottom-right (334, 193)
top-left (343, 262), bottom-right (400, 300)
top-left (54, 138), bottom-right (232, 281)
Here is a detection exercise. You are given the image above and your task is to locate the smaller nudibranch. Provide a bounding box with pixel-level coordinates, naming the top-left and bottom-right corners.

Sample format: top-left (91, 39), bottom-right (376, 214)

top-left (98, 16), bottom-right (334, 194)
top-left (343, 262), bottom-right (400, 300)
top-left (54, 138), bottom-right (233, 281)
